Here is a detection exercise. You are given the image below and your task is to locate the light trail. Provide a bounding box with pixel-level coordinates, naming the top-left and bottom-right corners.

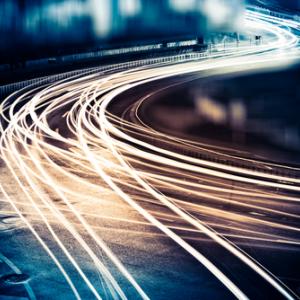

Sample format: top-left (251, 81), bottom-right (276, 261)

top-left (1, 7), bottom-right (300, 300)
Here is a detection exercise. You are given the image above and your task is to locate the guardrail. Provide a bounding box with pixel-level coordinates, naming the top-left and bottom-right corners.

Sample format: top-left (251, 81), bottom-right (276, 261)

top-left (0, 52), bottom-right (208, 101)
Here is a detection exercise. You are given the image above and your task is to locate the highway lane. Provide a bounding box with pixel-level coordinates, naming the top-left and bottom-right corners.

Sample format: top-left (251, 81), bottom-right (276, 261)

top-left (1, 7), bottom-right (300, 300)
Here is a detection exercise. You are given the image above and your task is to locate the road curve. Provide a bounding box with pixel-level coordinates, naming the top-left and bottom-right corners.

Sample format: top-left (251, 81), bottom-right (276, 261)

top-left (1, 7), bottom-right (300, 300)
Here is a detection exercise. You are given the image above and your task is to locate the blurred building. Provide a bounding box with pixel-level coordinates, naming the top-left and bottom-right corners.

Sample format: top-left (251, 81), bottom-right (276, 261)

top-left (0, 0), bottom-right (244, 63)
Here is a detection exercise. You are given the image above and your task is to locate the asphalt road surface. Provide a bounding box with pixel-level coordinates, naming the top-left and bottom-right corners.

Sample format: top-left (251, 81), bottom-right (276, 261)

top-left (1, 6), bottom-right (300, 300)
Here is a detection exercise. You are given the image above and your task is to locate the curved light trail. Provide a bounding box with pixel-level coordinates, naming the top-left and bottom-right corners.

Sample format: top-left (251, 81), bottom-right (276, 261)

top-left (1, 7), bottom-right (300, 300)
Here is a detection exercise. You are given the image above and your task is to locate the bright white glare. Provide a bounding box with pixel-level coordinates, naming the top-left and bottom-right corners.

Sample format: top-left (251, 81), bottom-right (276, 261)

top-left (169, 0), bottom-right (197, 12)
top-left (119, 0), bottom-right (141, 17)
top-left (202, 0), bottom-right (232, 27)
top-left (89, 0), bottom-right (112, 37)
top-left (47, 1), bottom-right (84, 27)
top-left (26, 0), bottom-right (87, 31)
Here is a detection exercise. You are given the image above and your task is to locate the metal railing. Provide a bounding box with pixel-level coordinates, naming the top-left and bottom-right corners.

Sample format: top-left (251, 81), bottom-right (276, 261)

top-left (0, 52), bottom-right (207, 100)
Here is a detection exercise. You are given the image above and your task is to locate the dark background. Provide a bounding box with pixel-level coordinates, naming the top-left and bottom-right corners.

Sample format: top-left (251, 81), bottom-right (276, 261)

top-left (0, 0), bottom-right (244, 64)
top-left (0, 0), bottom-right (299, 64)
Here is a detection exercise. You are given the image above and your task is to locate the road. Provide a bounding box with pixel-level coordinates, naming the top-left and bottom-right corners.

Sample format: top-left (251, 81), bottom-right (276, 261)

top-left (1, 6), bottom-right (300, 300)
